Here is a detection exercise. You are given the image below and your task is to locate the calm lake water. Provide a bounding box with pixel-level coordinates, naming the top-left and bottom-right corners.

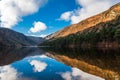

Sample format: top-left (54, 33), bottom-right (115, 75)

top-left (0, 47), bottom-right (119, 80)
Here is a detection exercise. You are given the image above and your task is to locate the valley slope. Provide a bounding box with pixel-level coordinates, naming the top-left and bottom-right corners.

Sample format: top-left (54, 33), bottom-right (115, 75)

top-left (41, 3), bottom-right (120, 47)
top-left (46, 3), bottom-right (120, 39)
top-left (0, 28), bottom-right (44, 47)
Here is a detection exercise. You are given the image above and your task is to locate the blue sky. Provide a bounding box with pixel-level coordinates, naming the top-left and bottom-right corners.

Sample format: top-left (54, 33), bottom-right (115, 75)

top-left (13, 0), bottom-right (79, 36)
top-left (0, 0), bottom-right (119, 37)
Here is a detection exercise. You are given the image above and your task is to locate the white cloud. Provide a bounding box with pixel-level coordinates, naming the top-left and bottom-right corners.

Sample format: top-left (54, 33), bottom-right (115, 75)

top-left (59, 11), bottom-right (72, 21)
top-left (0, 65), bottom-right (19, 80)
top-left (29, 21), bottom-right (47, 33)
top-left (29, 34), bottom-right (47, 38)
top-left (30, 60), bottom-right (47, 72)
top-left (59, 0), bottom-right (120, 24)
top-left (61, 67), bottom-right (104, 80)
top-left (39, 34), bottom-right (47, 37)
top-left (0, 0), bottom-right (48, 28)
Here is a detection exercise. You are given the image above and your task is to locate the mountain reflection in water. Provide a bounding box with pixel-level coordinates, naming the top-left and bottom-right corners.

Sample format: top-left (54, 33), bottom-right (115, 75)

top-left (0, 47), bottom-right (45, 66)
top-left (44, 47), bottom-right (120, 80)
top-left (0, 47), bottom-right (104, 80)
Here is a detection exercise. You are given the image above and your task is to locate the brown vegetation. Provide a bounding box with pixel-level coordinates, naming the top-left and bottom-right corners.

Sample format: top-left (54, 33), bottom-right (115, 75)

top-left (46, 3), bottom-right (120, 39)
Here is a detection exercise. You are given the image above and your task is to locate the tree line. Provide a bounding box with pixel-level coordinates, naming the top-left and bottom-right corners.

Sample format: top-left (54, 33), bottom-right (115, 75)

top-left (40, 16), bottom-right (120, 48)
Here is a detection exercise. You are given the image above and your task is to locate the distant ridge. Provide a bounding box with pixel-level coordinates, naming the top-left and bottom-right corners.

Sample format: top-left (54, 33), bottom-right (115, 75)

top-left (0, 28), bottom-right (44, 47)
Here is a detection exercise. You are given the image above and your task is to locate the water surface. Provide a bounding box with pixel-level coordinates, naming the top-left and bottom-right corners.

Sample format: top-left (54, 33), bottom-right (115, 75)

top-left (0, 47), bottom-right (117, 80)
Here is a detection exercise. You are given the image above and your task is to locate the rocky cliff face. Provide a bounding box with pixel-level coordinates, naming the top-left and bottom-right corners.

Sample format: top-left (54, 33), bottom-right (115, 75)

top-left (46, 3), bottom-right (120, 39)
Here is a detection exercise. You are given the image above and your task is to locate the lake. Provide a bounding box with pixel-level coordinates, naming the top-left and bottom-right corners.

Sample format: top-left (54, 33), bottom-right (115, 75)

top-left (0, 47), bottom-right (119, 80)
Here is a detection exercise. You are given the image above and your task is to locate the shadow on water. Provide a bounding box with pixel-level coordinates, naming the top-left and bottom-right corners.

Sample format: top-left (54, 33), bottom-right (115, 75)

top-left (42, 47), bottom-right (120, 80)
top-left (0, 47), bottom-right (45, 66)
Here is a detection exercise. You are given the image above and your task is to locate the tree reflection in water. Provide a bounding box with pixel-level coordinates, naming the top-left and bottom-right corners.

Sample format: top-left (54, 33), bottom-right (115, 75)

top-left (43, 47), bottom-right (120, 80)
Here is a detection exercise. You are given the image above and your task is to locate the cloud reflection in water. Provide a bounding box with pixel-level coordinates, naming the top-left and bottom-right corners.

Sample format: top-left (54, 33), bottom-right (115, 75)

top-left (0, 65), bottom-right (20, 80)
top-left (61, 68), bottom-right (104, 80)
top-left (0, 55), bottom-right (104, 80)
top-left (30, 60), bottom-right (47, 72)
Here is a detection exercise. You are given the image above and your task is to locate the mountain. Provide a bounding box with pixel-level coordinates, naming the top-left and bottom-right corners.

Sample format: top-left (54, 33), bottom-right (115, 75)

top-left (0, 28), bottom-right (44, 47)
top-left (46, 3), bottom-right (120, 40)
top-left (28, 36), bottom-right (45, 44)
top-left (41, 3), bottom-right (120, 47)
